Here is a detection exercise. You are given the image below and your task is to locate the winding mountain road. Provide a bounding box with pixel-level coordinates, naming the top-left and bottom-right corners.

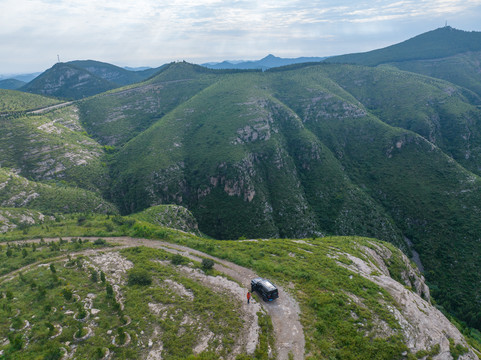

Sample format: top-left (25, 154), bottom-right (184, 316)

top-left (4, 237), bottom-right (305, 360)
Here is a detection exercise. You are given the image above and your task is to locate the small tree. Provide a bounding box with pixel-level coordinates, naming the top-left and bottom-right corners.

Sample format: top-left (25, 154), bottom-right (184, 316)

top-left (75, 322), bottom-right (84, 338)
top-left (100, 271), bottom-right (106, 283)
top-left (127, 268), bottom-right (152, 286)
top-left (49, 264), bottom-right (56, 273)
top-left (117, 327), bottom-right (126, 345)
top-left (106, 283), bottom-right (114, 298)
top-left (46, 322), bottom-right (55, 335)
top-left (22, 248), bottom-right (28, 258)
top-left (62, 288), bottom-right (73, 301)
top-left (77, 303), bottom-right (87, 320)
top-left (202, 258), bottom-right (214, 271)
top-left (91, 270), bottom-right (98, 283)
top-left (171, 254), bottom-right (186, 265)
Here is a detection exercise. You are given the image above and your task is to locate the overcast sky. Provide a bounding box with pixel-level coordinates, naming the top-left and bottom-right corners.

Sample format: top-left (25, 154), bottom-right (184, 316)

top-left (1, 0), bottom-right (481, 74)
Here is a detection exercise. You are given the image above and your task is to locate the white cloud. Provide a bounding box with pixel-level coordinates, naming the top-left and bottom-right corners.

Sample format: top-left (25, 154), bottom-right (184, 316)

top-left (0, 0), bottom-right (480, 73)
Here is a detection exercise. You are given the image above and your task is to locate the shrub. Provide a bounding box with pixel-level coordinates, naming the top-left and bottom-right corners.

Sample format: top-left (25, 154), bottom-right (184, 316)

top-left (106, 283), bottom-right (114, 298)
top-left (62, 288), bottom-right (73, 301)
top-left (44, 347), bottom-right (62, 360)
top-left (202, 258), bottom-right (214, 270)
top-left (49, 264), bottom-right (56, 273)
top-left (94, 238), bottom-right (106, 246)
top-left (91, 270), bottom-right (98, 283)
top-left (128, 268), bottom-right (152, 286)
top-left (8, 333), bottom-right (23, 351)
top-left (100, 271), bottom-right (106, 283)
top-left (117, 327), bottom-right (126, 345)
top-left (171, 254), bottom-right (186, 265)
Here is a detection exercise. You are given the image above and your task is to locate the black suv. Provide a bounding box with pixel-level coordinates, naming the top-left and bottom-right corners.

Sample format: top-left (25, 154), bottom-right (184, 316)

top-left (251, 278), bottom-right (279, 302)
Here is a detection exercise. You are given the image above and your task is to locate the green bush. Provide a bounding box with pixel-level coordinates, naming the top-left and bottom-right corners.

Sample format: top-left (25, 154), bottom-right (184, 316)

top-left (62, 288), bottom-right (73, 301)
top-left (93, 238), bottom-right (106, 246)
top-left (127, 268), bottom-right (152, 286)
top-left (171, 254), bottom-right (187, 265)
top-left (202, 258), bottom-right (214, 270)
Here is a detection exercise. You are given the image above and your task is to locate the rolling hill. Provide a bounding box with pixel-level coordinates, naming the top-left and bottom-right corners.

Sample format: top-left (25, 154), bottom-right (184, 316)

top-left (2, 27), bottom-right (481, 334)
top-left (20, 61), bottom-right (164, 100)
top-left (21, 62), bottom-right (119, 100)
top-left (0, 79), bottom-right (25, 90)
top-left (327, 26), bottom-right (481, 100)
top-left (77, 61), bottom-right (481, 329)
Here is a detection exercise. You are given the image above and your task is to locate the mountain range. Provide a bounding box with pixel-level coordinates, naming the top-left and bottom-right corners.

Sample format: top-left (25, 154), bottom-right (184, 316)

top-left (2, 26), bottom-right (481, 335)
top-left (202, 54), bottom-right (326, 70)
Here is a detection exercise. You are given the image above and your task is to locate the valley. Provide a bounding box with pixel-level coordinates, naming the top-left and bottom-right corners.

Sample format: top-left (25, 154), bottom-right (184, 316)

top-left (2, 26), bottom-right (481, 359)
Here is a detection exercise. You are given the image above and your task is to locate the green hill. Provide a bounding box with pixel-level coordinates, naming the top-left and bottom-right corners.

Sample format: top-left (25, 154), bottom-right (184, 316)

top-left (0, 79), bottom-right (25, 90)
top-left (4, 57), bottom-right (481, 332)
top-left (387, 51), bottom-right (481, 100)
top-left (0, 89), bottom-right (60, 113)
top-left (132, 204), bottom-right (201, 235)
top-left (68, 60), bottom-right (161, 86)
top-left (77, 63), bottom-right (220, 146)
top-left (0, 168), bottom-right (117, 214)
top-left (327, 27), bottom-right (481, 100)
top-left (328, 27), bottom-right (481, 66)
top-left (0, 105), bottom-right (110, 192)
top-left (21, 63), bottom-right (119, 100)
top-left (78, 62), bottom-right (481, 329)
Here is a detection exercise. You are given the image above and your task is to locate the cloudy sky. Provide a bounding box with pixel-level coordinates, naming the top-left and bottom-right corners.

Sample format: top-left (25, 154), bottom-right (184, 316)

top-left (1, 0), bottom-right (481, 74)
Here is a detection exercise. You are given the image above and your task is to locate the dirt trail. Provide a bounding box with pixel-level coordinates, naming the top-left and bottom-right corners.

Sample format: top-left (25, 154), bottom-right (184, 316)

top-left (4, 237), bottom-right (305, 360)
top-left (27, 101), bottom-right (74, 115)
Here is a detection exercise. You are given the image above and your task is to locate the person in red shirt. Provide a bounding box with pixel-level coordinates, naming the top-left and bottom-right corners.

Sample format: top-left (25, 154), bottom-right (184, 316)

top-left (247, 291), bottom-right (251, 304)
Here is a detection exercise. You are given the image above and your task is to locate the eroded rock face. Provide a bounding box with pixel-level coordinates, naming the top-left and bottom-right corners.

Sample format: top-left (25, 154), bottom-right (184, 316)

top-left (335, 242), bottom-right (478, 360)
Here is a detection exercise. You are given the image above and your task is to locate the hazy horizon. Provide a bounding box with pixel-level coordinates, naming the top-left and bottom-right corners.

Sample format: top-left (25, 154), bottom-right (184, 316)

top-left (1, 0), bottom-right (481, 74)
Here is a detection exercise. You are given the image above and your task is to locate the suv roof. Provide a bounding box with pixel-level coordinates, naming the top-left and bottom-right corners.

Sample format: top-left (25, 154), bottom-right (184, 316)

top-left (252, 277), bottom-right (277, 291)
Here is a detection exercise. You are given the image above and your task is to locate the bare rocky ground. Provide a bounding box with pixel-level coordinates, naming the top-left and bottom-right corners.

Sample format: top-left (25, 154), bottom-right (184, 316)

top-left (4, 237), bottom-right (305, 360)
top-left (331, 241), bottom-right (478, 360)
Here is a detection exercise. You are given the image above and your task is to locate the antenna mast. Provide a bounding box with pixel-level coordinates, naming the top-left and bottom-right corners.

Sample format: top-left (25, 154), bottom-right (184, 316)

top-left (57, 54), bottom-right (60, 63)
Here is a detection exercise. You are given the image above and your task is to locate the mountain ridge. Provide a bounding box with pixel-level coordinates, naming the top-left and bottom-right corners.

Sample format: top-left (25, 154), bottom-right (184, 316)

top-left (202, 54), bottom-right (326, 70)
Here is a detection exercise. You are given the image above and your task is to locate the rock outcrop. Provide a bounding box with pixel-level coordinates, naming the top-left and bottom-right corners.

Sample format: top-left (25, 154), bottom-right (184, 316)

top-left (334, 241), bottom-right (478, 360)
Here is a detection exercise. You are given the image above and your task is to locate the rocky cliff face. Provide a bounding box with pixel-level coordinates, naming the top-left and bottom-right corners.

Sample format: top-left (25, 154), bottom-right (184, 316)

top-left (333, 241), bottom-right (478, 359)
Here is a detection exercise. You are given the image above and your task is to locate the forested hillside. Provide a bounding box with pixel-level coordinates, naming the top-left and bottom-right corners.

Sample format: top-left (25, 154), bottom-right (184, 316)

top-left (2, 29), bottom-right (481, 331)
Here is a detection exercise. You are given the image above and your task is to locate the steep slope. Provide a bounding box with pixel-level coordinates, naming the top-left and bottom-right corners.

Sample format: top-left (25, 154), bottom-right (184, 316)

top-left (0, 89), bottom-right (59, 113)
top-left (388, 51), bottom-right (481, 100)
top-left (132, 204), bottom-right (201, 235)
top-left (0, 168), bottom-right (117, 214)
top-left (69, 60), bottom-right (161, 86)
top-left (109, 70), bottom-right (403, 244)
top-left (327, 27), bottom-right (481, 100)
top-left (21, 62), bottom-right (119, 100)
top-left (0, 105), bottom-right (110, 192)
top-left (84, 62), bottom-right (481, 330)
top-left (328, 26), bottom-right (481, 66)
top-left (0, 79), bottom-right (25, 90)
top-left (77, 62), bottom-right (220, 146)
top-left (270, 64), bottom-right (481, 328)
top-left (0, 208), bottom-right (49, 233)
top-left (316, 64), bottom-right (481, 175)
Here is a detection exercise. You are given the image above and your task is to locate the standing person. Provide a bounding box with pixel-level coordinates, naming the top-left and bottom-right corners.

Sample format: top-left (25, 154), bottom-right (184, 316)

top-left (247, 291), bottom-right (251, 304)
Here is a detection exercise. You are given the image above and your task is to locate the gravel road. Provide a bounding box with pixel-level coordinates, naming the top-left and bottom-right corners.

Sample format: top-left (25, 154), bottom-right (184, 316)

top-left (4, 236), bottom-right (305, 360)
